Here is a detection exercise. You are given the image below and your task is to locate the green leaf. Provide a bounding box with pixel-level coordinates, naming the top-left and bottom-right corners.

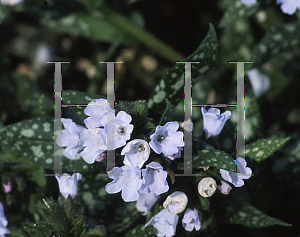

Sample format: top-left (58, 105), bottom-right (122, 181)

top-left (219, 0), bottom-right (274, 28)
top-left (83, 225), bottom-right (106, 237)
top-left (250, 21), bottom-right (300, 68)
top-left (125, 224), bottom-right (156, 237)
top-left (40, 12), bottom-right (136, 45)
top-left (62, 90), bottom-right (106, 121)
top-left (178, 136), bottom-right (237, 172)
top-left (0, 117), bottom-right (106, 174)
top-left (229, 205), bottom-right (292, 227)
top-left (242, 137), bottom-right (290, 162)
top-left (159, 99), bottom-right (173, 126)
top-left (147, 23), bottom-right (218, 114)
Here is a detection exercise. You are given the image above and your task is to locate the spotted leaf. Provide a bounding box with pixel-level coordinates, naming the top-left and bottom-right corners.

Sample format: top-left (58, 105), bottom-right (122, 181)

top-left (250, 21), bottom-right (300, 68)
top-left (219, 0), bottom-right (273, 28)
top-left (62, 90), bottom-right (106, 121)
top-left (230, 205), bottom-right (292, 227)
top-left (177, 136), bottom-right (236, 172)
top-left (0, 117), bottom-right (106, 174)
top-left (241, 137), bottom-right (290, 162)
top-left (147, 23), bottom-right (218, 114)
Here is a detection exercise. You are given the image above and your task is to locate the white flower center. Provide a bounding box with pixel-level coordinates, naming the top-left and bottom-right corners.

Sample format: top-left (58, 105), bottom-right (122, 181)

top-left (156, 134), bottom-right (165, 143)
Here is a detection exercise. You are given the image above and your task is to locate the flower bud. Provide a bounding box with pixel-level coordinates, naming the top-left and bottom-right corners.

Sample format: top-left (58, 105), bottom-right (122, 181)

top-left (163, 191), bottom-right (188, 214)
top-left (198, 177), bottom-right (217, 197)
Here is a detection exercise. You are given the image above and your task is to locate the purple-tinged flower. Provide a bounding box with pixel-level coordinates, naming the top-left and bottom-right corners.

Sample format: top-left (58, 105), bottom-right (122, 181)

top-left (84, 99), bottom-right (114, 129)
top-left (166, 147), bottom-right (183, 160)
top-left (145, 209), bottom-right (179, 237)
top-left (163, 191), bottom-right (188, 215)
top-left (277, 0), bottom-right (300, 15)
top-left (105, 165), bottom-right (142, 202)
top-left (217, 181), bottom-right (232, 195)
top-left (0, 202), bottom-right (10, 236)
top-left (3, 182), bottom-right (11, 193)
top-left (241, 0), bottom-right (256, 6)
top-left (150, 122), bottom-right (184, 156)
top-left (182, 208), bottom-right (201, 231)
top-left (220, 157), bottom-right (252, 187)
top-left (136, 191), bottom-right (159, 216)
top-left (122, 139), bottom-right (150, 168)
top-left (201, 107), bottom-right (231, 139)
top-left (0, 0), bottom-right (23, 5)
top-left (95, 152), bottom-right (107, 162)
top-left (56, 118), bottom-right (85, 159)
top-left (100, 111), bottom-right (134, 150)
top-left (140, 162), bottom-right (169, 196)
top-left (79, 128), bottom-right (106, 164)
top-left (55, 173), bottom-right (82, 199)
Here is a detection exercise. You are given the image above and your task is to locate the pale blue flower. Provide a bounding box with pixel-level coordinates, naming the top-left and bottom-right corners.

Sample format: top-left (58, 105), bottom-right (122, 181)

top-left (246, 68), bottom-right (270, 97)
top-left (277, 0), bottom-right (300, 15)
top-left (55, 173), bottom-right (82, 199)
top-left (166, 147), bottom-right (183, 160)
top-left (201, 107), bottom-right (231, 139)
top-left (145, 209), bottom-right (179, 237)
top-left (0, 202), bottom-right (9, 236)
top-left (79, 128), bottom-right (106, 164)
top-left (241, 0), bottom-right (256, 5)
top-left (217, 181), bottom-right (232, 195)
top-left (100, 111), bottom-right (134, 150)
top-left (136, 191), bottom-right (159, 216)
top-left (84, 99), bottom-right (114, 129)
top-left (149, 122), bottom-right (184, 156)
top-left (105, 165), bottom-right (142, 202)
top-left (56, 118), bottom-right (85, 159)
top-left (220, 157), bottom-right (252, 187)
top-left (140, 162), bottom-right (169, 196)
top-left (182, 208), bottom-right (201, 231)
top-left (122, 139), bottom-right (150, 168)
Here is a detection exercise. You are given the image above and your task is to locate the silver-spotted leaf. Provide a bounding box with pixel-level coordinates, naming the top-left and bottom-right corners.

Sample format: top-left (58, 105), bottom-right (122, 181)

top-left (242, 137), bottom-right (290, 162)
top-left (178, 136), bottom-right (236, 172)
top-left (147, 23), bottom-right (218, 114)
top-left (250, 21), bottom-right (300, 68)
top-left (230, 205), bottom-right (292, 227)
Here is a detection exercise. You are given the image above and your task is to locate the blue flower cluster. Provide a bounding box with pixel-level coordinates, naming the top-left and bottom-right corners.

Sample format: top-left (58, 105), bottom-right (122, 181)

top-left (57, 101), bottom-right (253, 237)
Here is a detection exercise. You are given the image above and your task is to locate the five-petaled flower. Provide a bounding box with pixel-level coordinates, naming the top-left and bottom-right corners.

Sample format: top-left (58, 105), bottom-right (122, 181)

top-left (145, 209), bottom-right (179, 237)
top-left (105, 165), bottom-right (142, 202)
top-left (55, 173), bottom-right (82, 199)
top-left (149, 122), bottom-right (184, 156)
top-left (122, 139), bottom-right (150, 168)
top-left (140, 161), bottom-right (169, 196)
top-left (220, 157), bottom-right (252, 187)
top-left (201, 107), bottom-right (231, 139)
top-left (100, 111), bottom-right (134, 150)
top-left (182, 208), bottom-right (201, 231)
